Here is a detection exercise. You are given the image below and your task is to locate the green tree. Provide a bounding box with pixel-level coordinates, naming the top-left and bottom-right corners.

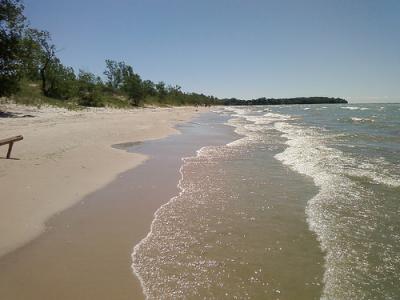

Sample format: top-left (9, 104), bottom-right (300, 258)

top-left (76, 70), bottom-right (104, 107)
top-left (142, 79), bottom-right (156, 97)
top-left (24, 29), bottom-right (57, 96)
top-left (155, 81), bottom-right (167, 100)
top-left (103, 59), bottom-right (133, 90)
top-left (167, 84), bottom-right (181, 95)
top-left (122, 72), bottom-right (143, 106)
top-left (20, 29), bottom-right (43, 81)
top-left (44, 59), bottom-right (76, 99)
top-left (104, 60), bottom-right (144, 106)
top-left (0, 0), bottom-right (26, 95)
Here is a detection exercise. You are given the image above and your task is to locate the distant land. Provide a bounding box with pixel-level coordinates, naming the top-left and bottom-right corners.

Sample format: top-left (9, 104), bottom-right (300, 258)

top-left (221, 97), bottom-right (348, 106)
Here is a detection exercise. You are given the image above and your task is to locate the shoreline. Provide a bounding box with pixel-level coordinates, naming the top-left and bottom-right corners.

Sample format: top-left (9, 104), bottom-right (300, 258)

top-left (0, 105), bottom-right (207, 258)
top-left (0, 108), bottom-right (237, 299)
top-left (131, 108), bottom-right (325, 299)
top-left (131, 146), bottom-right (205, 297)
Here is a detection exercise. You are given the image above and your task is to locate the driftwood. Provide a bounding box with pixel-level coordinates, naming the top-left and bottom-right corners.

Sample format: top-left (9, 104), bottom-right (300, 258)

top-left (0, 135), bottom-right (23, 159)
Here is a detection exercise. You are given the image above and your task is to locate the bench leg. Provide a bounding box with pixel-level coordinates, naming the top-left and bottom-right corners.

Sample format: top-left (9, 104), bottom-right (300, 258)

top-left (6, 142), bottom-right (14, 159)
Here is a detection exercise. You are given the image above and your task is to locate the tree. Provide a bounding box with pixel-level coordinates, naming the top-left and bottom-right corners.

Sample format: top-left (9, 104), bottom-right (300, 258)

top-left (43, 59), bottom-right (76, 99)
top-left (0, 0), bottom-right (26, 95)
top-left (24, 29), bottom-right (57, 96)
top-left (155, 81), bottom-right (167, 99)
top-left (103, 59), bottom-right (133, 90)
top-left (166, 84), bottom-right (181, 95)
top-left (104, 60), bottom-right (144, 106)
top-left (122, 72), bottom-right (143, 106)
top-left (142, 79), bottom-right (156, 97)
top-left (77, 70), bottom-right (104, 107)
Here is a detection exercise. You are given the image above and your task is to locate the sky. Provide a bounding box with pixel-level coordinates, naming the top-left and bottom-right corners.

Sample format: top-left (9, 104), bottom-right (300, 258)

top-left (24, 0), bottom-right (400, 103)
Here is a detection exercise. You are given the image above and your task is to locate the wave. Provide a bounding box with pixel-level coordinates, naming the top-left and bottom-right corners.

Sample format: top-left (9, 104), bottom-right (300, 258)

top-left (131, 133), bottom-right (246, 298)
top-left (224, 107), bottom-right (400, 299)
top-left (341, 106), bottom-right (369, 110)
top-left (350, 117), bottom-right (375, 123)
top-left (131, 145), bottom-right (220, 299)
top-left (132, 106), bottom-right (399, 299)
top-left (131, 157), bottom-right (187, 299)
top-left (271, 120), bottom-right (399, 299)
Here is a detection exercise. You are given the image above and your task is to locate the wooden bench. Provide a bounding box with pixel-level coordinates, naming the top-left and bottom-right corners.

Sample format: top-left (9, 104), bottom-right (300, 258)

top-left (0, 135), bottom-right (23, 159)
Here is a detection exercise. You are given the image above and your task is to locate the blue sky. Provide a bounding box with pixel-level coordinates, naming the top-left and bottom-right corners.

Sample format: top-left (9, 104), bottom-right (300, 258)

top-left (24, 0), bottom-right (400, 102)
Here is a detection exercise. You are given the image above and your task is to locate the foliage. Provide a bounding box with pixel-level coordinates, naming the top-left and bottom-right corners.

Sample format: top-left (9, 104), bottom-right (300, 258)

top-left (76, 70), bottom-right (104, 107)
top-left (142, 80), bottom-right (156, 97)
top-left (155, 81), bottom-right (167, 100)
top-left (122, 73), bottom-right (143, 106)
top-left (222, 97), bottom-right (348, 105)
top-left (104, 59), bottom-right (129, 90)
top-left (0, 0), bottom-right (26, 95)
top-left (10, 79), bottom-right (80, 109)
top-left (44, 59), bottom-right (76, 99)
top-left (23, 28), bottom-right (57, 96)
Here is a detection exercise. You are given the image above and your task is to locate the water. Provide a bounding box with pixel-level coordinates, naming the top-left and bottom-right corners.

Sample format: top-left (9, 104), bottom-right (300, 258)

top-left (132, 103), bottom-right (400, 299)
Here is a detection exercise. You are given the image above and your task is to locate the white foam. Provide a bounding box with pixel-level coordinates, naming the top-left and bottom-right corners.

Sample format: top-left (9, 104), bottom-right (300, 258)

top-left (132, 112), bottom-right (250, 298)
top-left (131, 158), bottom-right (187, 299)
top-left (350, 117), bottom-right (375, 123)
top-left (341, 106), bottom-right (369, 111)
top-left (341, 106), bottom-right (360, 110)
top-left (272, 120), bottom-right (400, 298)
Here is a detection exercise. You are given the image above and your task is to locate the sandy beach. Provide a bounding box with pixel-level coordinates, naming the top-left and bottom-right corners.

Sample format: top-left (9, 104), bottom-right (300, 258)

top-left (0, 105), bottom-right (231, 300)
top-left (1, 1), bottom-right (397, 298)
top-left (0, 104), bottom-right (204, 258)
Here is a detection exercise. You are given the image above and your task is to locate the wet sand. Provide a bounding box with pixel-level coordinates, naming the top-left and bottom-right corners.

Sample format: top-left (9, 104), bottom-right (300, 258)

top-left (0, 112), bottom-right (236, 299)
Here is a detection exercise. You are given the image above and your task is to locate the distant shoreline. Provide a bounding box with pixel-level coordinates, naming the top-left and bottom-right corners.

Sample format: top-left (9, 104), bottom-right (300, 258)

top-left (221, 96), bottom-right (348, 105)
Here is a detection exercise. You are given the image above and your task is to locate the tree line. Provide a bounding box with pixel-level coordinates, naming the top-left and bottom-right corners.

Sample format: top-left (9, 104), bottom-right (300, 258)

top-left (0, 0), bottom-right (218, 107)
top-left (222, 97), bottom-right (347, 105)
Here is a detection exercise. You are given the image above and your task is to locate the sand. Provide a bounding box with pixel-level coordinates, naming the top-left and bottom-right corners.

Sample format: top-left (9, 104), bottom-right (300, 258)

top-left (0, 111), bottom-right (235, 300)
top-left (0, 104), bottom-right (206, 258)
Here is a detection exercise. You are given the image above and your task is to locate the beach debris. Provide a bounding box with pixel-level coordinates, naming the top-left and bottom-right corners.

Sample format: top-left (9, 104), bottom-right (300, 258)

top-left (0, 135), bottom-right (23, 159)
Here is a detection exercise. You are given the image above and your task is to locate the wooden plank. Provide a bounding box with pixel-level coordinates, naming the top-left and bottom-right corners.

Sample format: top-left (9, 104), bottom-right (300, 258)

top-left (0, 135), bottom-right (23, 147)
top-left (6, 142), bottom-right (14, 159)
top-left (1, 135), bottom-right (23, 159)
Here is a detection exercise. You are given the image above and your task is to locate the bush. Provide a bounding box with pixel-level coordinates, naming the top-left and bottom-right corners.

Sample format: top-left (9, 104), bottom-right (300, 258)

top-left (77, 91), bottom-right (104, 107)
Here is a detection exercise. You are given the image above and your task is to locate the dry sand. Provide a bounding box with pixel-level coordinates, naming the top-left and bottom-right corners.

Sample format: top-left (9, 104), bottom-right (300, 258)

top-left (0, 104), bottom-right (205, 258)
